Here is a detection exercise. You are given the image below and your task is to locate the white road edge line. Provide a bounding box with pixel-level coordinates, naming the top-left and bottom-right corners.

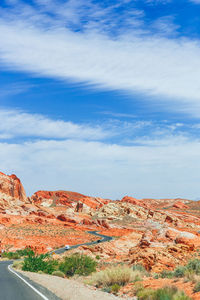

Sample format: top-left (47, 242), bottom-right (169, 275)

top-left (8, 264), bottom-right (49, 300)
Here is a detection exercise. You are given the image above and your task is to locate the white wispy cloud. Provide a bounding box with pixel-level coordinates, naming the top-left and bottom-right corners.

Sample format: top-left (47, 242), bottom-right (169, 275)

top-left (100, 111), bottom-right (137, 118)
top-left (0, 135), bottom-right (200, 199)
top-left (0, 2), bottom-right (200, 115)
top-left (0, 108), bottom-right (157, 142)
top-left (0, 107), bottom-right (198, 199)
top-left (0, 107), bottom-right (194, 144)
top-left (0, 82), bottom-right (34, 98)
top-left (189, 0), bottom-right (200, 3)
top-left (151, 16), bottom-right (179, 37)
top-left (0, 109), bottom-right (108, 140)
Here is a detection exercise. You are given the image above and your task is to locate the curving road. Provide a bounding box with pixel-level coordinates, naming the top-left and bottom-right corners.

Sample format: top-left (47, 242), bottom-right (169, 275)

top-left (0, 231), bottom-right (112, 299)
top-left (53, 230), bottom-right (112, 254)
top-left (0, 260), bottom-right (44, 300)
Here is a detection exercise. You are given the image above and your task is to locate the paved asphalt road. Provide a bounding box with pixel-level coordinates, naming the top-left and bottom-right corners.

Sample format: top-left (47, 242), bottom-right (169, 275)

top-left (0, 231), bottom-right (112, 299)
top-left (0, 260), bottom-right (42, 300)
top-left (53, 230), bottom-right (113, 254)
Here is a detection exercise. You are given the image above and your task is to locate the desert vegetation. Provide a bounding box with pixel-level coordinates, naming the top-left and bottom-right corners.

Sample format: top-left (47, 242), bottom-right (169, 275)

top-left (89, 265), bottom-right (143, 288)
top-left (59, 253), bottom-right (97, 276)
top-left (1, 247), bottom-right (34, 259)
top-left (3, 171), bottom-right (200, 299)
top-left (18, 251), bottom-right (97, 277)
top-left (9, 246), bottom-right (200, 299)
top-left (159, 259), bottom-right (200, 281)
top-left (135, 285), bottom-right (191, 300)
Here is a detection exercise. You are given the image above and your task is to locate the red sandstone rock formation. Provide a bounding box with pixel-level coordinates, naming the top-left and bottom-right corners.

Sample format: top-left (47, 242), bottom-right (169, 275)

top-left (57, 214), bottom-right (77, 223)
top-left (175, 236), bottom-right (195, 251)
top-left (173, 201), bottom-right (189, 209)
top-left (31, 190), bottom-right (109, 210)
top-left (95, 219), bottom-right (110, 229)
top-left (81, 218), bottom-right (94, 226)
top-left (75, 202), bottom-right (84, 212)
top-left (0, 172), bottom-right (26, 202)
top-left (121, 196), bottom-right (148, 208)
top-left (1, 169), bottom-right (200, 277)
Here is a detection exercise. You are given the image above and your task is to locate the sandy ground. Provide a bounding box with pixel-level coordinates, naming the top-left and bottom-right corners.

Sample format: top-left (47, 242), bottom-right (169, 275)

top-left (18, 270), bottom-right (127, 300)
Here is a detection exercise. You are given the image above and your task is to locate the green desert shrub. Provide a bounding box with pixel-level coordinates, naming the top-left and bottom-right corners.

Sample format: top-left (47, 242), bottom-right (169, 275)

top-left (101, 286), bottom-right (111, 293)
top-left (132, 264), bottom-right (146, 273)
top-left (22, 252), bottom-right (58, 274)
top-left (173, 291), bottom-right (192, 300)
top-left (1, 247), bottom-right (34, 260)
top-left (52, 270), bottom-right (65, 278)
top-left (137, 286), bottom-right (191, 300)
top-left (153, 273), bottom-right (159, 279)
top-left (174, 266), bottom-right (186, 278)
top-left (89, 265), bottom-right (141, 287)
top-left (154, 286), bottom-right (178, 299)
top-left (111, 284), bottom-right (120, 294)
top-left (1, 251), bottom-right (20, 260)
top-left (186, 259), bottom-right (200, 275)
top-left (16, 247), bottom-right (34, 257)
top-left (132, 264), bottom-right (149, 277)
top-left (160, 270), bottom-right (174, 279)
top-left (137, 287), bottom-right (154, 299)
top-left (193, 281), bottom-right (200, 293)
top-left (59, 253), bottom-right (96, 277)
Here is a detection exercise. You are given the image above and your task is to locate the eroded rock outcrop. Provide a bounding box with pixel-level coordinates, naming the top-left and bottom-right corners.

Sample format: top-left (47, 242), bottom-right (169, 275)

top-left (173, 201), bottom-right (189, 209)
top-left (31, 190), bottom-right (109, 211)
top-left (1, 169), bottom-right (200, 276)
top-left (0, 172), bottom-right (26, 202)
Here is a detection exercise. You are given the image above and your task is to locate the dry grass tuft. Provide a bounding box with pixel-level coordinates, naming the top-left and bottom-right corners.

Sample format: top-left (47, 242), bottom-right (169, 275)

top-left (89, 265), bottom-right (142, 287)
top-left (12, 260), bottom-right (23, 270)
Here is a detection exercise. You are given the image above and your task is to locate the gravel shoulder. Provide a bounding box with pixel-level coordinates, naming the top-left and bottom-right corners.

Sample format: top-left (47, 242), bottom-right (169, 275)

top-left (17, 270), bottom-right (126, 300)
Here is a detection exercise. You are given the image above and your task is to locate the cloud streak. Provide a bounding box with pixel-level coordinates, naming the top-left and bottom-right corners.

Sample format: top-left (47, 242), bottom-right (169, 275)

top-left (1, 136), bottom-right (200, 199)
top-left (0, 108), bottom-right (192, 143)
top-left (0, 109), bottom-right (108, 140)
top-left (0, 2), bottom-right (200, 115)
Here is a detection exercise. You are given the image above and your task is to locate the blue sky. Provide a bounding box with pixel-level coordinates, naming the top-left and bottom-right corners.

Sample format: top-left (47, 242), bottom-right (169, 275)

top-left (0, 0), bottom-right (200, 199)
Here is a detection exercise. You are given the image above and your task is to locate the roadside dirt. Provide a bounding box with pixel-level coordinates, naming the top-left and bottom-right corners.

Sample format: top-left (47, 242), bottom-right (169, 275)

top-left (18, 270), bottom-right (128, 300)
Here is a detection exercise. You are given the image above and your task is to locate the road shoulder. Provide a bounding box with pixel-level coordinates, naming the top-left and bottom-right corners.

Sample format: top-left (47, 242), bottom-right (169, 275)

top-left (9, 266), bottom-right (61, 300)
top-left (17, 269), bottom-right (125, 300)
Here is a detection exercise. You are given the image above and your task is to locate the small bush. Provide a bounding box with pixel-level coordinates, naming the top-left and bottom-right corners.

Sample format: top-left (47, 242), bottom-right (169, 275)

top-left (173, 291), bottom-right (191, 300)
top-left (12, 260), bottom-right (23, 270)
top-left (111, 284), bottom-right (120, 294)
top-left (95, 255), bottom-right (100, 260)
top-left (90, 266), bottom-right (141, 287)
top-left (137, 287), bottom-right (154, 299)
top-left (134, 274), bottom-right (142, 282)
top-left (22, 252), bottom-right (58, 274)
top-left (160, 270), bottom-right (174, 279)
top-left (186, 259), bottom-right (200, 275)
top-left (52, 271), bottom-right (65, 278)
top-left (174, 266), bottom-right (186, 278)
top-left (153, 273), bottom-right (159, 279)
top-left (133, 264), bottom-right (149, 277)
top-left (136, 286), bottom-right (191, 300)
top-left (1, 247), bottom-right (34, 260)
top-left (193, 281), bottom-right (200, 293)
top-left (1, 252), bottom-right (20, 260)
top-left (184, 269), bottom-right (197, 282)
top-left (101, 287), bottom-right (111, 293)
top-left (17, 247), bottom-right (34, 257)
top-left (154, 286), bottom-right (178, 299)
top-left (134, 282), bottom-right (145, 294)
top-left (59, 254), bottom-right (96, 277)
top-left (133, 264), bottom-right (146, 272)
